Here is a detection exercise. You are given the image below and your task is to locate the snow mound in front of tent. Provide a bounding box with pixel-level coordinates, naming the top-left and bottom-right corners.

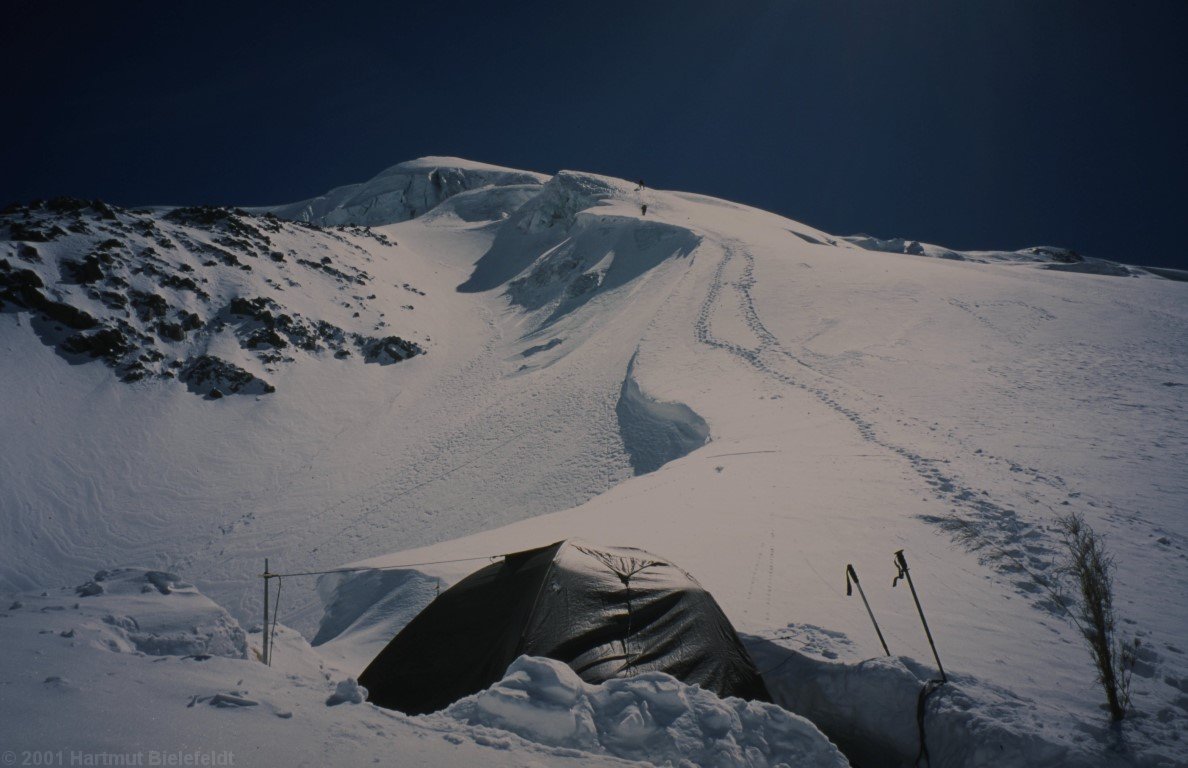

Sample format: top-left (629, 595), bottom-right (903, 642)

top-left (446, 655), bottom-right (848, 768)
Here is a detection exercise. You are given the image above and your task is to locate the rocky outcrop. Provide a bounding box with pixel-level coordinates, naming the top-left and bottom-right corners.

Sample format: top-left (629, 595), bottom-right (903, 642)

top-left (1, 258), bottom-right (98, 329)
top-left (179, 355), bottom-right (275, 398)
top-left (358, 335), bottom-right (424, 365)
top-left (1, 197), bottom-right (428, 398)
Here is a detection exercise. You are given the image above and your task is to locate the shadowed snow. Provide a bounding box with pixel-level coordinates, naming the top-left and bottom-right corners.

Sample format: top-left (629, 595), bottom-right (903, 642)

top-left (616, 353), bottom-right (710, 475)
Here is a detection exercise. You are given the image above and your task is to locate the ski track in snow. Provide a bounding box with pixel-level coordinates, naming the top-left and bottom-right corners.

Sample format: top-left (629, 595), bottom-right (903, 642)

top-left (695, 240), bottom-right (1060, 594)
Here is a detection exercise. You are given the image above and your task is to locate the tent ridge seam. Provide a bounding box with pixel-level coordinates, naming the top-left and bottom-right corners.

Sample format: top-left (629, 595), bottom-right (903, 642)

top-left (512, 539), bottom-right (568, 658)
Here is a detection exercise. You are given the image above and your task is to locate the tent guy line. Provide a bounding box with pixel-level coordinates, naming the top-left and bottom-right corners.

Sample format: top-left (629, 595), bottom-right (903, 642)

top-left (261, 554), bottom-right (505, 580)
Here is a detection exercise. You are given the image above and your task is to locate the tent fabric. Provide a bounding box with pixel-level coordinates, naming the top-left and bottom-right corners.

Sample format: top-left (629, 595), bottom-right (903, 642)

top-left (358, 539), bottom-right (770, 715)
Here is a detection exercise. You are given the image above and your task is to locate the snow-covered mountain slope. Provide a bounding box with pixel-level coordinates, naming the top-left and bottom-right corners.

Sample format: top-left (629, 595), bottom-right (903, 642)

top-left (2, 156), bottom-right (1186, 766)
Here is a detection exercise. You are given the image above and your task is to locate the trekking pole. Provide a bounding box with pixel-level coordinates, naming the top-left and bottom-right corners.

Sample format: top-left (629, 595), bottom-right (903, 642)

top-left (892, 550), bottom-right (946, 682)
top-left (846, 564), bottom-right (890, 656)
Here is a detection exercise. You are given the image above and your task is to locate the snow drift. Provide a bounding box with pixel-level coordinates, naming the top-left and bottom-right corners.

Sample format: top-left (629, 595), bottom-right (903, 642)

top-left (747, 632), bottom-right (1118, 768)
top-left (447, 655), bottom-right (848, 768)
top-left (617, 353), bottom-right (710, 474)
top-left (71, 568), bottom-right (248, 659)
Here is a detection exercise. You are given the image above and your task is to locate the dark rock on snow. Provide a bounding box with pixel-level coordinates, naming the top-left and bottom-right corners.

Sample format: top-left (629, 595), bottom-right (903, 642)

top-left (179, 355), bottom-right (275, 398)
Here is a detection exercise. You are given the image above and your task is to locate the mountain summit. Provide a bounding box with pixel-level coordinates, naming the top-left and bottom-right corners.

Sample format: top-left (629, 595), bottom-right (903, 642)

top-left (265, 156), bottom-right (548, 226)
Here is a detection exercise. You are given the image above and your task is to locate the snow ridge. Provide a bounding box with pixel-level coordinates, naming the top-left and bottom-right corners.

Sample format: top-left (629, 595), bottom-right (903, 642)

top-left (266, 156), bottom-right (548, 226)
top-left (616, 352), bottom-right (710, 475)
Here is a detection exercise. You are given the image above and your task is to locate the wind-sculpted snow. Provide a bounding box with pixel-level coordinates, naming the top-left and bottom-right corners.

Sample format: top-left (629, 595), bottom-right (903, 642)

top-left (516, 171), bottom-right (628, 233)
top-left (514, 219), bottom-right (698, 324)
top-left (267, 156), bottom-right (548, 226)
top-left (447, 655), bottom-right (848, 768)
top-left (59, 567), bottom-right (247, 659)
top-left (312, 567), bottom-right (437, 650)
top-left (463, 170), bottom-right (698, 328)
top-left (459, 170), bottom-right (644, 293)
top-left (616, 353), bottom-right (709, 474)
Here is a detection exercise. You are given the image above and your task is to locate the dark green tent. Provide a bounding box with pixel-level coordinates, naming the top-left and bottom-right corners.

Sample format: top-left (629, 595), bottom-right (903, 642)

top-left (358, 539), bottom-right (770, 715)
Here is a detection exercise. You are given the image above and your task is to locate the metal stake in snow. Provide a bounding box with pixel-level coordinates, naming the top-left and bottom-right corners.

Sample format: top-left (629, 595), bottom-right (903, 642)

top-left (262, 558), bottom-right (271, 666)
top-left (846, 564), bottom-right (890, 656)
top-left (892, 550), bottom-right (946, 682)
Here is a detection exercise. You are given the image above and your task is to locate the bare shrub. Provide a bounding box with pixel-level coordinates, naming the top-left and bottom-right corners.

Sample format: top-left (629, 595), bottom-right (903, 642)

top-left (943, 510), bottom-right (1136, 721)
top-left (1054, 512), bottom-right (1136, 721)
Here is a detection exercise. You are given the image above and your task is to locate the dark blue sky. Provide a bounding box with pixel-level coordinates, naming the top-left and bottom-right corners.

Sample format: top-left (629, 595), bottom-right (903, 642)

top-left (5, 1), bottom-right (1186, 268)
